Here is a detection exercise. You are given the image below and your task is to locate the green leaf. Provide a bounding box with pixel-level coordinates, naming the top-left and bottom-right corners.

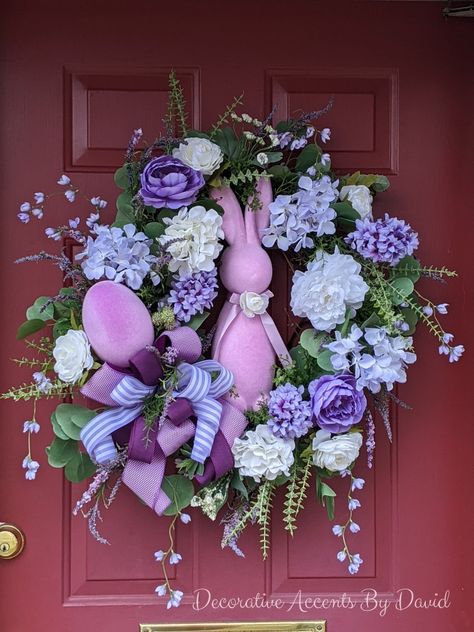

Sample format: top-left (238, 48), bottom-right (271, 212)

top-left (53, 319), bottom-right (70, 340)
top-left (184, 130), bottom-right (210, 140)
top-left (187, 311), bottom-right (210, 331)
top-left (64, 451), bottom-right (96, 483)
top-left (316, 349), bottom-right (335, 373)
top-left (372, 175), bottom-right (390, 192)
top-left (296, 144), bottom-right (320, 172)
top-left (16, 319), bottom-right (47, 340)
top-left (161, 474), bottom-right (195, 516)
top-left (361, 312), bottom-right (383, 329)
top-left (50, 411), bottom-right (69, 440)
top-left (113, 192), bottom-right (135, 227)
top-left (26, 296), bottom-right (54, 321)
top-left (213, 127), bottom-right (240, 160)
top-left (114, 165), bottom-right (129, 189)
top-left (389, 277), bottom-right (415, 305)
top-left (230, 470), bottom-right (248, 500)
top-left (143, 222), bottom-right (165, 239)
top-left (316, 475), bottom-right (337, 521)
top-left (289, 345), bottom-right (306, 371)
top-left (300, 329), bottom-right (327, 358)
top-left (46, 437), bottom-right (78, 468)
top-left (267, 164), bottom-right (291, 179)
top-left (54, 403), bottom-right (96, 441)
top-left (157, 208), bottom-right (176, 222)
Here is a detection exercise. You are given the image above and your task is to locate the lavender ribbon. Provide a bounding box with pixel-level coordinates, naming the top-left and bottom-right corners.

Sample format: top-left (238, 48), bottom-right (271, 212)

top-left (79, 327), bottom-right (242, 515)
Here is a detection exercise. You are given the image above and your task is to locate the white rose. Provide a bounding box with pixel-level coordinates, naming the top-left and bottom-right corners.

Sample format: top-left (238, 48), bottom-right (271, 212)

top-left (290, 247), bottom-right (368, 332)
top-left (53, 329), bottom-right (94, 383)
top-left (312, 430), bottom-right (363, 472)
top-left (339, 185), bottom-right (373, 220)
top-left (232, 424), bottom-right (295, 482)
top-left (172, 137), bottom-right (224, 175)
top-left (159, 206), bottom-right (224, 276)
top-left (239, 291), bottom-right (269, 318)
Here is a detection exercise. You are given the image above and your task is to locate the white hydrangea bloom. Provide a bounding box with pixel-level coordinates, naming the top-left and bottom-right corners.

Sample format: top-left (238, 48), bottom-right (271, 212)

top-left (232, 424), bottom-right (295, 482)
top-left (290, 248), bottom-right (369, 332)
top-left (159, 206), bottom-right (224, 276)
top-left (53, 329), bottom-right (93, 383)
top-left (312, 430), bottom-right (362, 472)
top-left (172, 137), bottom-right (224, 175)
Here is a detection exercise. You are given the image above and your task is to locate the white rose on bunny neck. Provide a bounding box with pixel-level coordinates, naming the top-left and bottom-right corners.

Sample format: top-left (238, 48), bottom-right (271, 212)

top-left (210, 178), bottom-right (292, 413)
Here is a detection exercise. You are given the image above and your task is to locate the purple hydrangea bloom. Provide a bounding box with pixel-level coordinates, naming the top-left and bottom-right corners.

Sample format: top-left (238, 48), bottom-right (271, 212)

top-left (168, 269), bottom-right (218, 323)
top-left (346, 213), bottom-right (419, 266)
top-left (267, 383), bottom-right (312, 439)
top-left (309, 373), bottom-right (367, 434)
top-left (139, 156), bottom-right (204, 209)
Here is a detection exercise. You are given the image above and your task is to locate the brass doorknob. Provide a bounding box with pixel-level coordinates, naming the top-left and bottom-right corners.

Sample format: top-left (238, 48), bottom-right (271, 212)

top-left (0, 523), bottom-right (25, 560)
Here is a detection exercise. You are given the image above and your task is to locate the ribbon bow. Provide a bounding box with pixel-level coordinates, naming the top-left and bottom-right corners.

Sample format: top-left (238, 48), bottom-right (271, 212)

top-left (80, 327), bottom-right (241, 514)
top-left (213, 290), bottom-right (292, 365)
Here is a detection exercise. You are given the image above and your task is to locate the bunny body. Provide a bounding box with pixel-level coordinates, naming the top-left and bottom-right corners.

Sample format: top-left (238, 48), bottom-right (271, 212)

top-left (210, 179), bottom-right (285, 412)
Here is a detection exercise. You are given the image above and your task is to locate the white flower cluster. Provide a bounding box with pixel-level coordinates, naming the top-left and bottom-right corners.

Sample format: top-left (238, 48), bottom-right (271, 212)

top-left (159, 206), bottom-right (224, 276)
top-left (232, 424), bottom-right (295, 482)
top-left (76, 224), bottom-right (160, 290)
top-left (53, 329), bottom-right (94, 383)
top-left (262, 175), bottom-right (338, 252)
top-left (326, 324), bottom-right (417, 393)
top-left (290, 248), bottom-right (369, 331)
top-left (172, 137), bottom-right (224, 175)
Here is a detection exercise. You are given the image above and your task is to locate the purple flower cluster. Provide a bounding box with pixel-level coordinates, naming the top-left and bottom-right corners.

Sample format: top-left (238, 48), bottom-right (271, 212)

top-left (346, 213), bottom-right (419, 266)
top-left (267, 383), bottom-right (312, 439)
top-left (139, 156), bottom-right (204, 209)
top-left (168, 269), bottom-right (218, 323)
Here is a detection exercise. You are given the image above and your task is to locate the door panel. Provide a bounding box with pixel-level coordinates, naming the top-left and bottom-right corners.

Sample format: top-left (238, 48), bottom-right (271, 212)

top-left (1, 2), bottom-right (472, 631)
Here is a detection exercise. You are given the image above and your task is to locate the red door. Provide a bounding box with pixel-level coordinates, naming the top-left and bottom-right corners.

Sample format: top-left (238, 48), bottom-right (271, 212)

top-left (1, 2), bottom-right (472, 631)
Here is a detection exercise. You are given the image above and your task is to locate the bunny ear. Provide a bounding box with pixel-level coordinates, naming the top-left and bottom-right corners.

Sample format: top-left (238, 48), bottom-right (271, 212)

top-left (209, 186), bottom-right (246, 245)
top-left (244, 177), bottom-right (273, 245)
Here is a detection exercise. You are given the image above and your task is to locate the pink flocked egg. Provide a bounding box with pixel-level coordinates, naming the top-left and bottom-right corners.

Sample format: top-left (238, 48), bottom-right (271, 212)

top-left (82, 281), bottom-right (154, 367)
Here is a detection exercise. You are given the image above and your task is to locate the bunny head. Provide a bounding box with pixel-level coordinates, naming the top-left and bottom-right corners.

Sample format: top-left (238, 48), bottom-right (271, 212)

top-left (210, 178), bottom-right (273, 294)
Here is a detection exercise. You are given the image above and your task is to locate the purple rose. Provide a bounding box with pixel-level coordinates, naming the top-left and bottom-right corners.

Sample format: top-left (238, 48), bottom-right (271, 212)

top-left (309, 373), bottom-right (366, 434)
top-left (139, 156), bottom-right (204, 209)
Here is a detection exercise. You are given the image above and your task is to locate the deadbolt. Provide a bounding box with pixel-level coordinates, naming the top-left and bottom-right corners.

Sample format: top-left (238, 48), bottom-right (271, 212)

top-left (0, 523), bottom-right (25, 559)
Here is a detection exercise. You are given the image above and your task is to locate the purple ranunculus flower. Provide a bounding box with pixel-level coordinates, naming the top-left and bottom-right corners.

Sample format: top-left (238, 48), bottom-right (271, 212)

top-left (309, 373), bottom-right (367, 434)
top-left (139, 156), bottom-right (204, 209)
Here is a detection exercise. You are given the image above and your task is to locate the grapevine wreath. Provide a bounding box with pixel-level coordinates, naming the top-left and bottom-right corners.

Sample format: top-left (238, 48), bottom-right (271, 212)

top-left (5, 73), bottom-right (463, 608)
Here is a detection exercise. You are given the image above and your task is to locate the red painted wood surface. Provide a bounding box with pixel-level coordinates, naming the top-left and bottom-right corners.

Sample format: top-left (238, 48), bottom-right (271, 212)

top-left (1, 2), bottom-right (473, 630)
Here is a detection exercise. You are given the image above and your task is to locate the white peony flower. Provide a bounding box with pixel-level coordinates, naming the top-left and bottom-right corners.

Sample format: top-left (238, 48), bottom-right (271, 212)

top-left (239, 291), bottom-right (269, 318)
top-left (312, 430), bottom-right (362, 472)
top-left (290, 248), bottom-right (369, 332)
top-left (159, 206), bottom-right (224, 276)
top-left (339, 185), bottom-right (373, 220)
top-left (232, 424), bottom-right (295, 482)
top-left (53, 329), bottom-right (94, 383)
top-left (172, 137), bottom-right (224, 175)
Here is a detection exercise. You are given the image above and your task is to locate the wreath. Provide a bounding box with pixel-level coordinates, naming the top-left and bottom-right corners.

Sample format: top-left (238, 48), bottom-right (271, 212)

top-left (5, 72), bottom-right (463, 608)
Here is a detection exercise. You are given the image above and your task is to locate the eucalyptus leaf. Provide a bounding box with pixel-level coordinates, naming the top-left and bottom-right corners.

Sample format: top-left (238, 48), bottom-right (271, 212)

top-left (213, 127), bottom-right (240, 160)
top-left (55, 403), bottom-right (96, 441)
top-left (162, 474), bottom-right (195, 516)
top-left (46, 437), bottom-right (78, 468)
top-left (16, 319), bottom-right (46, 340)
top-left (51, 411), bottom-right (69, 441)
top-left (300, 329), bottom-right (327, 358)
top-left (65, 451), bottom-right (96, 483)
top-left (26, 296), bottom-right (54, 321)
top-left (389, 277), bottom-right (414, 305)
top-left (392, 256), bottom-right (421, 283)
top-left (230, 470), bottom-right (248, 500)
top-left (114, 165), bottom-right (129, 189)
top-left (289, 345), bottom-right (306, 370)
top-left (316, 349), bottom-right (335, 372)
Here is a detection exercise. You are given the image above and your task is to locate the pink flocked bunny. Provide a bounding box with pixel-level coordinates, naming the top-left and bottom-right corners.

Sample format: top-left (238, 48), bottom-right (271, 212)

top-left (210, 177), bottom-right (291, 412)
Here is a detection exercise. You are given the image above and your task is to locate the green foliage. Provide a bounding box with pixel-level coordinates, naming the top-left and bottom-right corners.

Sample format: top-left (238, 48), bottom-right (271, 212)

top-left (332, 201), bottom-right (360, 232)
top-left (388, 277), bottom-right (414, 305)
top-left (274, 345), bottom-right (321, 388)
top-left (343, 171), bottom-right (390, 192)
top-left (53, 403), bottom-right (96, 441)
top-left (26, 296), bottom-right (54, 321)
top-left (167, 70), bottom-right (188, 136)
top-left (64, 451), bottom-right (96, 483)
top-left (316, 473), bottom-right (337, 520)
top-left (114, 165), bottom-right (129, 190)
top-left (114, 191), bottom-right (135, 227)
top-left (187, 311), bottom-right (210, 331)
top-left (283, 455), bottom-right (313, 535)
top-left (300, 328), bottom-right (329, 359)
top-left (209, 93), bottom-right (244, 138)
top-left (191, 197), bottom-right (225, 215)
top-left (161, 474), bottom-right (195, 516)
top-left (295, 144), bottom-right (320, 172)
top-left (245, 403), bottom-right (270, 428)
top-left (16, 319), bottom-right (47, 340)
top-left (213, 127), bottom-right (241, 161)
top-left (143, 222), bottom-right (165, 239)
top-left (256, 481), bottom-right (275, 560)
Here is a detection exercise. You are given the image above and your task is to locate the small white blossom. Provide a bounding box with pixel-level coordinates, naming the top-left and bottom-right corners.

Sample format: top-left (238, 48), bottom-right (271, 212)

top-left (256, 152), bottom-right (269, 166)
top-left (64, 190), bottom-right (76, 203)
top-left (321, 128), bottom-right (331, 143)
top-left (34, 192), bottom-right (45, 204)
top-left (57, 174), bottom-right (71, 185)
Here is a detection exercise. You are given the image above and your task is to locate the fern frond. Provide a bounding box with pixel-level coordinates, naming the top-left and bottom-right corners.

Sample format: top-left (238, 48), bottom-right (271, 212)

top-left (256, 481), bottom-right (275, 560)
